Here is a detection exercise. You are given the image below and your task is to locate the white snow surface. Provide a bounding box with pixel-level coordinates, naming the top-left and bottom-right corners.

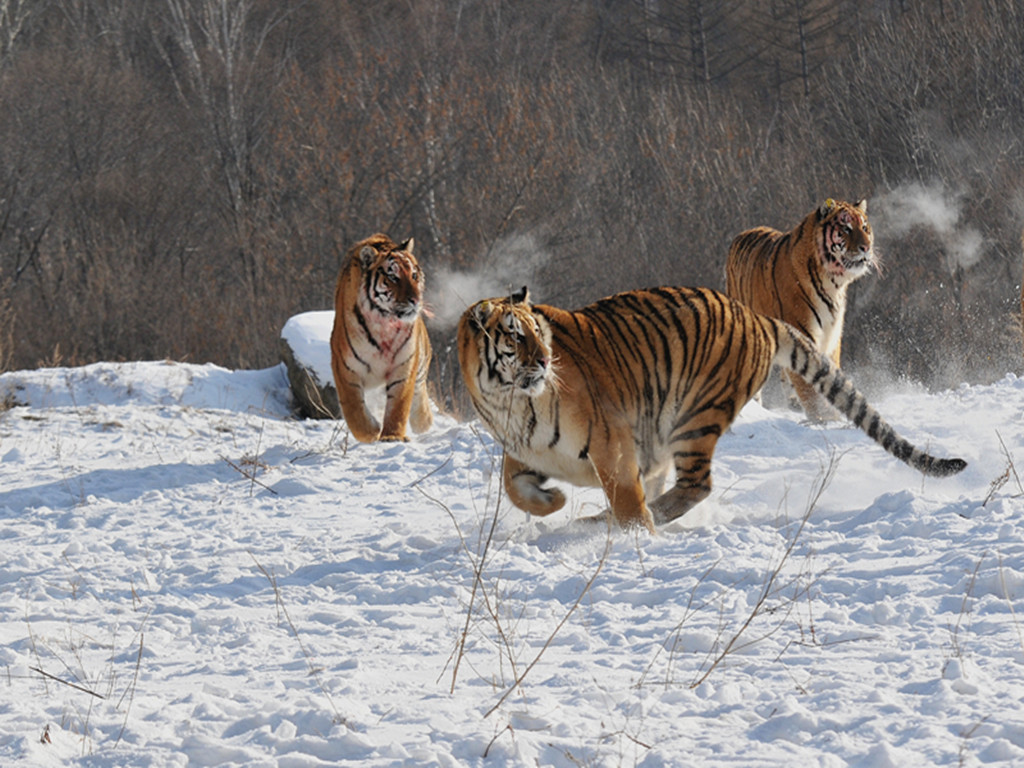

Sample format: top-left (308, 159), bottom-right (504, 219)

top-left (1, 318), bottom-right (1024, 767)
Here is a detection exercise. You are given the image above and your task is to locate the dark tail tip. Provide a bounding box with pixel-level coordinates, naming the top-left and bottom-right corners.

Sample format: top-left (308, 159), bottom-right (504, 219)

top-left (927, 457), bottom-right (968, 478)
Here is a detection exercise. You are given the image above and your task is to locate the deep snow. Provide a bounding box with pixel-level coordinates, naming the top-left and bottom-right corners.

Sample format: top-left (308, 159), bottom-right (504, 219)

top-left (1, 314), bottom-right (1023, 767)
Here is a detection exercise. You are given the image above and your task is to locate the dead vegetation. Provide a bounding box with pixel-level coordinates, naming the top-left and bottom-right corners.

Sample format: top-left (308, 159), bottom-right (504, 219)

top-left (0, 1), bottom-right (1022, 403)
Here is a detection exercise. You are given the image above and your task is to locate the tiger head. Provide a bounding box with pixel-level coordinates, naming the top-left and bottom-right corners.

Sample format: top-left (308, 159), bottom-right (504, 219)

top-left (459, 286), bottom-right (553, 399)
top-left (358, 236), bottom-right (424, 320)
top-left (817, 199), bottom-right (876, 279)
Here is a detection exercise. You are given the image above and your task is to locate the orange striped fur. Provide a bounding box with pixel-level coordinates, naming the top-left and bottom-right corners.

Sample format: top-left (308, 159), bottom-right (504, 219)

top-left (330, 234), bottom-right (432, 442)
top-left (458, 286), bottom-right (964, 533)
top-left (726, 199), bottom-right (877, 421)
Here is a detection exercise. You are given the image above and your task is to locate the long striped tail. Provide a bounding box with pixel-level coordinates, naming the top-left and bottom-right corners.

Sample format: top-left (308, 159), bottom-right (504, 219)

top-left (773, 323), bottom-right (967, 478)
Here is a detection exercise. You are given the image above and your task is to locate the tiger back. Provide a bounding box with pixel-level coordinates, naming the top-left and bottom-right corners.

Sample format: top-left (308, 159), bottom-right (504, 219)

top-left (329, 233), bottom-right (433, 443)
top-left (458, 286), bottom-right (964, 534)
top-left (726, 199), bottom-right (877, 421)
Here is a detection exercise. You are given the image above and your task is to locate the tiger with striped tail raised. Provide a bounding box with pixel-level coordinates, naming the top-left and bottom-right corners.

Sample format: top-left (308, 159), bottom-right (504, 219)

top-left (329, 233), bottom-right (433, 443)
top-left (457, 286), bottom-right (965, 533)
top-left (726, 198), bottom-right (877, 421)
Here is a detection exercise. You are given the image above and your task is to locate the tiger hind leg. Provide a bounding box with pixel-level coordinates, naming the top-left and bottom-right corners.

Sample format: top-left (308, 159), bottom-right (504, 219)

top-left (649, 439), bottom-right (715, 525)
top-left (649, 481), bottom-right (712, 526)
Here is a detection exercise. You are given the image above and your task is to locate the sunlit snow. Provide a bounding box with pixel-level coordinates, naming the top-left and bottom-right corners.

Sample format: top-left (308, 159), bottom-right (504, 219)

top-left (1, 315), bottom-right (1022, 767)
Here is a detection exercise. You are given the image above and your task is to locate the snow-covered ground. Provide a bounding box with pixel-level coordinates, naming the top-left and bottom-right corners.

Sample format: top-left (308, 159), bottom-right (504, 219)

top-left (1, 316), bottom-right (1023, 767)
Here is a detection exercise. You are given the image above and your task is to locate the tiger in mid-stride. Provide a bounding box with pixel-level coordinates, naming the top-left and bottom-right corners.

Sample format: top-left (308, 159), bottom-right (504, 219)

top-left (726, 198), bottom-right (877, 421)
top-left (457, 286), bottom-right (965, 533)
top-left (330, 233), bottom-right (432, 443)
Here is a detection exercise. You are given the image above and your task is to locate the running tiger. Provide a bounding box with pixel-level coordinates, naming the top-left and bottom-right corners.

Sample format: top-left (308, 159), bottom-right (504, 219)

top-left (330, 233), bottom-right (433, 442)
top-left (457, 286), bottom-right (965, 533)
top-left (726, 198), bottom-right (877, 421)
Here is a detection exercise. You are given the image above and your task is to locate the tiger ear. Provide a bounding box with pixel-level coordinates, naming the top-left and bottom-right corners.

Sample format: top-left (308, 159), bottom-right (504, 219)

top-left (819, 198), bottom-right (836, 218)
top-left (359, 245), bottom-right (377, 268)
top-left (471, 299), bottom-right (493, 327)
top-left (510, 286), bottom-right (530, 305)
top-left (855, 199), bottom-right (868, 214)
top-left (399, 237), bottom-right (414, 254)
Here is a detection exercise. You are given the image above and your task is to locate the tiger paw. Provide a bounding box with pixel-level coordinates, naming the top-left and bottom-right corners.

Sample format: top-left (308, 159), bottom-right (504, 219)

top-left (507, 472), bottom-right (565, 515)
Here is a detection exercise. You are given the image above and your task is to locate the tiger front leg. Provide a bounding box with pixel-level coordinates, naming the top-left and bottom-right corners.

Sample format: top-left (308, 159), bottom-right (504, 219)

top-left (503, 456), bottom-right (566, 515)
top-left (379, 374), bottom-right (416, 442)
top-left (591, 439), bottom-right (656, 533)
top-left (335, 378), bottom-right (382, 443)
top-left (786, 370), bottom-right (840, 424)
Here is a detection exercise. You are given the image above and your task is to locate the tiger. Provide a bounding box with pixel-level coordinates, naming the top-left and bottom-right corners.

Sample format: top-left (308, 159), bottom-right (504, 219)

top-left (726, 198), bottom-right (877, 421)
top-left (457, 285), bottom-right (965, 533)
top-left (329, 233), bottom-right (433, 443)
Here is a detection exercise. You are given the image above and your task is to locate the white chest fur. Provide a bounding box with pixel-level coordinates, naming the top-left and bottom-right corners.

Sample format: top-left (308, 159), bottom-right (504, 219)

top-left (812, 278), bottom-right (849, 355)
top-left (351, 300), bottom-right (415, 386)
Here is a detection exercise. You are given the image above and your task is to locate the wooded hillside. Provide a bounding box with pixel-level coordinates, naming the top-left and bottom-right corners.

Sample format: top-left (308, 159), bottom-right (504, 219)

top-left (1, 0), bottom-right (1021, 409)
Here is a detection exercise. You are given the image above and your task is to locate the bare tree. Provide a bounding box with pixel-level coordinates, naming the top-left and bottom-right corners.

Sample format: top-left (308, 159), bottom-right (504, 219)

top-left (158, 0), bottom-right (292, 322)
top-left (0, 0), bottom-right (38, 67)
top-left (0, 0), bottom-right (1020, 390)
top-left (616, 0), bottom-right (757, 90)
top-left (745, 0), bottom-right (852, 99)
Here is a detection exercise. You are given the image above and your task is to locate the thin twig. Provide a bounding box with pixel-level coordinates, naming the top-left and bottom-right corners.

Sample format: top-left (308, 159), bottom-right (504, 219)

top-left (114, 632), bottom-right (144, 748)
top-left (635, 557), bottom-right (725, 689)
top-left (418, 484), bottom-right (477, 690)
top-left (249, 420), bottom-right (265, 497)
top-left (421, 425), bottom-right (513, 694)
top-left (408, 453), bottom-right (453, 488)
top-left (249, 553), bottom-right (347, 727)
top-left (222, 456), bottom-right (278, 494)
top-left (420, 474), bottom-right (515, 693)
top-left (483, 724), bottom-right (514, 758)
top-left (30, 667), bottom-right (104, 699)
top-left (484, 528), bottom-right (613, 718)
top-left (996, 431), bottom-right (1024, 494)
top-left (689, 449), bottom-right (838, 689)
top-left (26, 609), bottom-right (49, 696)
top-left (983, 431), bottom-right (1024, 506)
top-left (948, 554), bottom-right (984, 665)
top-left (997, 552), bottom-right (1024, 659)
